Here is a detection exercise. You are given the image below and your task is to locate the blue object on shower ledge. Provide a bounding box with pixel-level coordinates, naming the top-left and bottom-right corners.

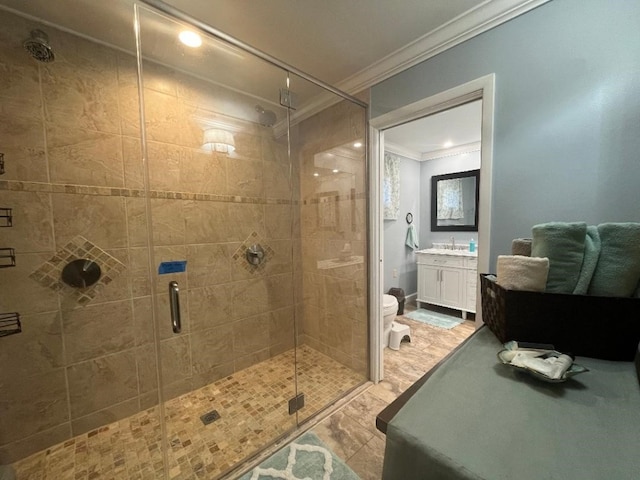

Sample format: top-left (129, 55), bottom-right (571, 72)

top-left (158, 261), bottom-right (187, 274)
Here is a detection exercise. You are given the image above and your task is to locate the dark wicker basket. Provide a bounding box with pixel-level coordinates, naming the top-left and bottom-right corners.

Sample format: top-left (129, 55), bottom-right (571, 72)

top-left (480, 274), bottom-right (640, 361)
top-left (635, 344), bottom-right (640, 385)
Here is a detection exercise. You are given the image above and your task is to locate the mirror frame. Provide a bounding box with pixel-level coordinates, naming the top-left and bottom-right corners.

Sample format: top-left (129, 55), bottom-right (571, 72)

top-left (430, 169), bottom-right (480, 232)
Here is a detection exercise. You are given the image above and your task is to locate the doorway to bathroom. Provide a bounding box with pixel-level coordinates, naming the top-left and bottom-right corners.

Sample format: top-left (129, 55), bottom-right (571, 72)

top-left (369, 75), bottom-right (495, 381)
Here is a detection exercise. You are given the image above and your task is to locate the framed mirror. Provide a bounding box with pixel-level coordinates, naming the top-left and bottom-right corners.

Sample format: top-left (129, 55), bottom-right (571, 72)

top-left (431, 169), bottom-right (480, 232)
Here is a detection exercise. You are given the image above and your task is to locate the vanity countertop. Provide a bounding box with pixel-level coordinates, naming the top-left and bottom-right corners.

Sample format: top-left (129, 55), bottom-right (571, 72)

top-left (416, 248), bottom-right (478, 257)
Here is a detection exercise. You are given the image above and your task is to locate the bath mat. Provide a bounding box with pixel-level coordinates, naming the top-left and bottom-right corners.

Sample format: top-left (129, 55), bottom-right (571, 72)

top-left (238, 431), bottom-right (360, 480)
top-left (404, 309), bottom-right (464, 329)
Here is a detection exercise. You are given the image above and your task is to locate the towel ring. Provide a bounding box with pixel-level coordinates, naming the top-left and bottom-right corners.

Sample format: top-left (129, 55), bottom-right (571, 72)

top-left (406, 213), bottom-right (413, 224)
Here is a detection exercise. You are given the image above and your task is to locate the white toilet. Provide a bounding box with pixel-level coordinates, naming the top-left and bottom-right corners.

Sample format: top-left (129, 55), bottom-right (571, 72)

top-left (382, 294), bottom-right (398, 347)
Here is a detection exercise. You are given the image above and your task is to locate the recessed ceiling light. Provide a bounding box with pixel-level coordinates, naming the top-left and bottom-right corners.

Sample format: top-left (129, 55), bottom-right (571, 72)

top-left (179, 30), bottom-right (202, 48)
top-left (443, 141), bottom-right (453, 148)
top-left (332, 169), bottom-right (339, 173)
top-left (313, 172), bottom-right (319, 177)
top-left (353, 142), bottom-right (362, 148)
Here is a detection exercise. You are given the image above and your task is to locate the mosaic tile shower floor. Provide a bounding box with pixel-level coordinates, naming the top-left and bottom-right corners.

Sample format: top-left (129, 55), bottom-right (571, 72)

top-left (13, 345), bottom-right (366, 480)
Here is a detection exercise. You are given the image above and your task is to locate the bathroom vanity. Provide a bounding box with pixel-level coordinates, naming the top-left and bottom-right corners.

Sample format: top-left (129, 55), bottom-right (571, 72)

top-left (416, 248), bottom-right (477, 318)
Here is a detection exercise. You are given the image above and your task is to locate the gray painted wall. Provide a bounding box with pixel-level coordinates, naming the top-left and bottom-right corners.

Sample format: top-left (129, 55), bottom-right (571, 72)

top-left (383, 154), bottom-right (420, 295)
top-left (372, 0), bottom-right (640, 271)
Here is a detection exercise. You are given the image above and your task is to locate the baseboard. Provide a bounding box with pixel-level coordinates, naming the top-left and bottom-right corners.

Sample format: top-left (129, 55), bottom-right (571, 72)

top-left (405, 292), bottom-right (418, 304)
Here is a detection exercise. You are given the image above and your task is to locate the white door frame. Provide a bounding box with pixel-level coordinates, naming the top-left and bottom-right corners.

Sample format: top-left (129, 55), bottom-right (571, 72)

top-left (368, 74), bottom-right (495, 382)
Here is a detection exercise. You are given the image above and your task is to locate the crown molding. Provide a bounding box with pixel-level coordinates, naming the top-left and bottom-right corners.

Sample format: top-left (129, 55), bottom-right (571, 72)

top-left (385, 141), bottom-right (481, 162)
top-left (228, 0), bottom-right (551, 139)
top-left (384, 142), bottom-right (422, 161)
top-left (338, 0), bottom-right (551, 95)
top-left (421, 141), bottom-right (481, 161)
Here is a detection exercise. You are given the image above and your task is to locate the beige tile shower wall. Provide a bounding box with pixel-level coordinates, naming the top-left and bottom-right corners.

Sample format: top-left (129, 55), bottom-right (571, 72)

top-left (0, 11), bottom-right (296, 463)
top-left (294, 100), bottom-right (369, 376)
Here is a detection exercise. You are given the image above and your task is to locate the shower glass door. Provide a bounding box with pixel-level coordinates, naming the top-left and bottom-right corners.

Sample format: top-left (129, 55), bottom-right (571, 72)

top-left (135, 5), bottom-right (298, 478)
top-left (286, 73), bottom-right (369, 424)
top-left (0, 1), bottom-right (368, 478)
top-left (0, 3), bottom-right (169, 478)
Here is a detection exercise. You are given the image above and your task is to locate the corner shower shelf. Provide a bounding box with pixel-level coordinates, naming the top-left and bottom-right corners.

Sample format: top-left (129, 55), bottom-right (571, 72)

top-left (0, 208), bottom-right (13, 227)
top-left (0, 248), bottom-right (16, 268)
top-left (0, 313), bottom-right (21, 337)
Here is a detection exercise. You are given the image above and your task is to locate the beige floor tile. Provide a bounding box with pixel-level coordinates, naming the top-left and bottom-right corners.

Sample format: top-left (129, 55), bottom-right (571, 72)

top-left (12, 345), bottom-right (364, 480)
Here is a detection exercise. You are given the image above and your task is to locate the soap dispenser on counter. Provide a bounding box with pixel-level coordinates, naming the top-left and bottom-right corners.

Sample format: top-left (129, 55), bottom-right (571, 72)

top-left (469, 238), bottom-right (476, 253)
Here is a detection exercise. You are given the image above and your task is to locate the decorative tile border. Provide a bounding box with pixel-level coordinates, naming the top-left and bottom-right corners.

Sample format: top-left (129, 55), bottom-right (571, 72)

top-left (303, 191), bottom-right (366, 204)
top-left (0, 180), bottom-right (295, 205)
top-left (0, 180), bottom-right (366, 206)
top-left (29, 236), bottom-right (127, 305)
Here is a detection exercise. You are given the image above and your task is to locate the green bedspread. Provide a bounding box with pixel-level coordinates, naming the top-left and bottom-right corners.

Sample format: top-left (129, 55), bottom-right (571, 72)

top-left (383, 327), bottom-right (640, 480)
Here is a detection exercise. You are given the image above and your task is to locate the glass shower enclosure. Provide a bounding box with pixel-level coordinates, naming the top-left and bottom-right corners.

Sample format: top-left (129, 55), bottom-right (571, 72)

top-left (0, 1), bottom-right (368, 478)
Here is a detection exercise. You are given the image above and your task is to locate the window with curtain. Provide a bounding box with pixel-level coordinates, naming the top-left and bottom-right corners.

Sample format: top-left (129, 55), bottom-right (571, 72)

top-left (383, 152), bottom-right (400, 220)
top-left (437, 178), bottom-right (464, 220)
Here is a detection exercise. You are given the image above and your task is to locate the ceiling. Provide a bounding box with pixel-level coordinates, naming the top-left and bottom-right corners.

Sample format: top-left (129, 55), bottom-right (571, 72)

top-left (385, 100), bottom-right (482, 159)
top-left (0, 0), bottom-right (542, 149)
top-left (0, 0), bottom-right (545, 91)
top-left (162, 0), bottom-right (484, 86)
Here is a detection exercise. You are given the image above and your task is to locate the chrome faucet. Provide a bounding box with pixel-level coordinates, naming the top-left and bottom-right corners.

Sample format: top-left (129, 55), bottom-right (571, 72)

top-left (450, 236), bottom-right (455, 250)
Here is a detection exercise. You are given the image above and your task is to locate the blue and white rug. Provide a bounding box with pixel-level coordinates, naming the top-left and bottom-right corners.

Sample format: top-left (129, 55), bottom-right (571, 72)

top-left (239, 431), bottom-right (360, 480)
top-left (404, 309), bottom-right (464, 329)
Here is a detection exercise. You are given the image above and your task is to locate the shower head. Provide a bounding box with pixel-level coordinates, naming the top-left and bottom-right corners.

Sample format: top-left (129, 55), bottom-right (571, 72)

top-left (255, 105), bottom-right (276, 127)
top-left (23, 29), bottom-right (55, 63)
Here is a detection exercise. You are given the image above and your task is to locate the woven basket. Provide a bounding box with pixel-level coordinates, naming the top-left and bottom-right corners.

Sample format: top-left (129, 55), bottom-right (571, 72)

top-left (480, 274), bottom-right (640, 361)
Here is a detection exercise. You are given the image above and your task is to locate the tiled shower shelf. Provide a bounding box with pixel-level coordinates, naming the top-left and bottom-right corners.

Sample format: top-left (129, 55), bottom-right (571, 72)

top-left (317, 255), bottom-right (364, 270)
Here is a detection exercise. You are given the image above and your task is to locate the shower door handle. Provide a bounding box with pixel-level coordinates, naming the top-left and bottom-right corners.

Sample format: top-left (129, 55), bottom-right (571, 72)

top-left (169, 281), bottom-right (181, 333)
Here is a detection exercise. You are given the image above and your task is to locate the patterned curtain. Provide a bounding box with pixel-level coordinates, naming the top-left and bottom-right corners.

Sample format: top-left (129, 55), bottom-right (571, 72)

top-left (383, 152), bottom-right (400, 220)
top-left (437, 178), bottom-right (464, 220)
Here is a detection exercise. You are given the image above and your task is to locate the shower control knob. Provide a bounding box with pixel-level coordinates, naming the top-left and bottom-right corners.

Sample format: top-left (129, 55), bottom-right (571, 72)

top-left (246, 244), bottom-right (265, 266)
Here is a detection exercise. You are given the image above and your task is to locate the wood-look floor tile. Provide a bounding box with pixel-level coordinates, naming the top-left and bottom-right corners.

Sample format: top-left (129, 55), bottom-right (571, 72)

top-left (312, 306), bottom-right (475, 480)
top-left (347, 434), bottom-right (386, 480)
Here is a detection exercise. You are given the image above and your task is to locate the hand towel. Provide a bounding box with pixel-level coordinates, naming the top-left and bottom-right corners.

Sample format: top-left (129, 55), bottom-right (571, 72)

top-left (573, 225), bottom-right (601, 295)
top-left (531, 222), bottom-right (587, 293)
top-left (496, 255), bottom-right (549, 292)
top-left (405, 224), bottom-right (419, 250)
top-left (588, 222), bottom-right (640, 297)
top-left (511, 238), bottom-right (532, 256)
